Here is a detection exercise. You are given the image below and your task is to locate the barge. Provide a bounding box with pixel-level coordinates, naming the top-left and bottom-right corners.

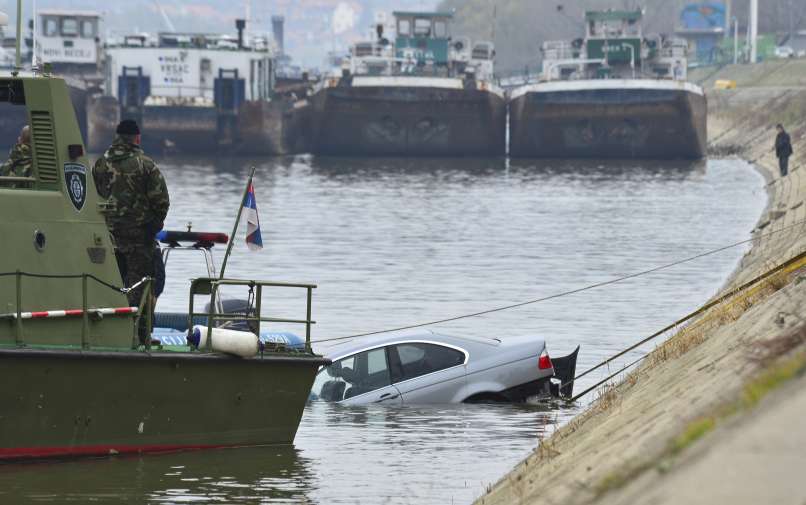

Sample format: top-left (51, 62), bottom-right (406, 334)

top-left (309, 11), bottom-right (506, 157)
top-left (91, 20), bottom-right (307, 155)
top-left (0, 10), bottom-right (100, 152)
top-left (509, 9), bottom-right (707, 159)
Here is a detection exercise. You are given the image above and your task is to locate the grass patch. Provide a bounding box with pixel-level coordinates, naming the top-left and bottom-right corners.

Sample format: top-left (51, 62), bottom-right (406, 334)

top-left (743, 351), bottom-right (806, 408)
top-left (670, 417), bottom-right (716, 455)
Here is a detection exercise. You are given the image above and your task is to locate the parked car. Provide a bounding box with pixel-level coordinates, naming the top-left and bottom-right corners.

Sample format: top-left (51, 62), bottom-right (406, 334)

top-left (310, 331), bottom-right (579, 405)
top-left (774, 46), bottom-right (795, 59)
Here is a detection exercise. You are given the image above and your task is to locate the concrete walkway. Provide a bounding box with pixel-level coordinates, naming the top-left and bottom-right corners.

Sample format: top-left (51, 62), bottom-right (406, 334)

top-left (475, 61), bottom-right (806, 505)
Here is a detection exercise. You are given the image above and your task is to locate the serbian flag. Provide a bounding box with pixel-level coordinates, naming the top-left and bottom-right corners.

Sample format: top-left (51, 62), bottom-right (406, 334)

top-left (244, 183), bottom-right (263, 251)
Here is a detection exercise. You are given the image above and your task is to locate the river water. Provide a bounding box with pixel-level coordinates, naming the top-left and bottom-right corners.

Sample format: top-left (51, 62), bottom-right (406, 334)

top-left (1, 156), bottom-right (765, 504)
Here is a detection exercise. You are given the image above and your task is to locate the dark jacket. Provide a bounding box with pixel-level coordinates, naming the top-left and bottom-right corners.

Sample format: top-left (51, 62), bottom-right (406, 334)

top-left (93, 137), bottom-right (170, 250)
top-left (775, 131), bottom-right (793, 158)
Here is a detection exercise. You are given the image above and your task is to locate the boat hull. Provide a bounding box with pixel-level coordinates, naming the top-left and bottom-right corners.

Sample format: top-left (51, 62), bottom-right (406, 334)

top-left (509, 83), bottom-right (707, 159)
top-left (0, 348), bottom-right (327, 460)
top-left (310, 84), bottom-right (506, 156)
top-left (86, 98), bottom-right (306, 155)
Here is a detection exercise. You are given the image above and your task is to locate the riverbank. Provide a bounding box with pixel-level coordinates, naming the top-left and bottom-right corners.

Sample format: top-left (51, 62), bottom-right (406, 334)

top-left (475, 59), bottom-right (806, 505)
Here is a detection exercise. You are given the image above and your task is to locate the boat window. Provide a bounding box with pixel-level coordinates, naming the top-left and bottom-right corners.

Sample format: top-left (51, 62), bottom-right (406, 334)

top-left (433, 21), bottom-right (447, 38)
top-left (43, 18), bottom-right (58, 37)
top-left (414, 18), bottom-right (431, 37)
top-left (390, 343), bottom-right (465, 383)
top-left (397, 19), bottom-right (410, 36)
top-left (81, 20), bottom-right (96, 39)
top-left (310, 348), bottom-right (392, 402)
top-left (61, 18), bottom-right (79, 37)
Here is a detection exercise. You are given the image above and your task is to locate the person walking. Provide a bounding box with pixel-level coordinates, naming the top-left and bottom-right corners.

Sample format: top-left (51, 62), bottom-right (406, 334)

top-left (774, 124), bottom-right (793, 177)
top-left (0, 125), bottom-right (32, 179)
top-left (92, 120), bottom-right (170, 343)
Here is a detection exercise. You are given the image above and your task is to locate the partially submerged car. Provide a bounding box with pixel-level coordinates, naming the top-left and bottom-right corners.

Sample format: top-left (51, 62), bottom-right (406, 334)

top-left (310, 331), bottom-right (579, 405)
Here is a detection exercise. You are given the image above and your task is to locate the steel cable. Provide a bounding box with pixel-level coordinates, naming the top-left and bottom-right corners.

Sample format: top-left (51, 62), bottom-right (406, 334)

top-left (311, 217), bottom-right (806, 344)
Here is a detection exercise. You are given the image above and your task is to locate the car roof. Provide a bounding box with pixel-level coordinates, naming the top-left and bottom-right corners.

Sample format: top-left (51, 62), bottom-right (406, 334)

top-left (317, 330), bottom-right (501, 360)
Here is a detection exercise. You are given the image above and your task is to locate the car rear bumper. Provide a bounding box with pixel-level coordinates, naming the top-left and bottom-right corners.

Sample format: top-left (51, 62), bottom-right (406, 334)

top-left (503, 345), bottom-right (580, 402)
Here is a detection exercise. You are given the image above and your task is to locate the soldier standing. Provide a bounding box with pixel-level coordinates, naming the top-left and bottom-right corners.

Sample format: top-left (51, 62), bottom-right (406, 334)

top-left (0, 125), bottom-right (32, 180)
top-left (93, 120), bottom-right (170, 343)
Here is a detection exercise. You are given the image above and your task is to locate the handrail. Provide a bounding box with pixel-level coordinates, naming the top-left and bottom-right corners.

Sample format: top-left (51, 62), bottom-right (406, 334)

top-left (0, 270), bottom-right (143, 348)
top-left (188, 277), bottom-right (316, 353)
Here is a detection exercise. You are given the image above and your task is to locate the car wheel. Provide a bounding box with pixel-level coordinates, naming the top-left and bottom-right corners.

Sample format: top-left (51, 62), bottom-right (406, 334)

top-left (463, 392), bottom-right (509, 404)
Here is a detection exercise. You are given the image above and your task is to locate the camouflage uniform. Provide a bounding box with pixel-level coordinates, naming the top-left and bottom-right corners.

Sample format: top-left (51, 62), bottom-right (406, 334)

top-left (0, 142), bottom-right (33, 179)
top-left (93, 137), bottom-right (170, 342)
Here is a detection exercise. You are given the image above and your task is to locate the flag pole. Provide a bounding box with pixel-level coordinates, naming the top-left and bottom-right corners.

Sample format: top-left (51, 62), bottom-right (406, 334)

top-left (219, 165), bottom-right (256, 281)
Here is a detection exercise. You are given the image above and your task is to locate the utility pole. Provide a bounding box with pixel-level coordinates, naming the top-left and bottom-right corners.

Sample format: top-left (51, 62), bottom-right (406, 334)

top-left (734, 16), bottom-right (739, 64)
top-left (749, 0), bottom-right (758, 63)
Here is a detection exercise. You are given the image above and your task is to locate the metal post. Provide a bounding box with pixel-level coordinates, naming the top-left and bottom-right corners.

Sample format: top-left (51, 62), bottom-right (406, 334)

top-left (254, 284), bottom-right (262, 337)
top-left (14, 0), bottom-right (21, 73)
top-left (733, 17), bottom-right (739, 65)
top-left (305, 287), bottom-right (312, 352)
top-left (145, 278), bottom-right (153, 350)
top-left (81, 275), bottom-right (89, 349)
top-left (219, 166), bottom-right (257, 279)
top-left (749, 0), bottom-right (758, 64)
top-left (15, 270), bottom-right (23, 345)
top-left (187, 282), bottom-right (195, 348)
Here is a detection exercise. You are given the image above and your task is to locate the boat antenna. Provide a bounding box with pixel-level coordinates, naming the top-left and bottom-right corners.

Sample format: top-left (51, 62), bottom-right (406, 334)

top-left (31, 0), bottom-right (36, 69)
top-left (152, 0), bottom-right (176, 32)
top-left (13, 0), bottom-right (21, 75)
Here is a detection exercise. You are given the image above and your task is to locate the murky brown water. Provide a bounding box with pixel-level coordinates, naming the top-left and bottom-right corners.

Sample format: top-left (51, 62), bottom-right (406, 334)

top-left (0, 156), bottom-right (765, 504)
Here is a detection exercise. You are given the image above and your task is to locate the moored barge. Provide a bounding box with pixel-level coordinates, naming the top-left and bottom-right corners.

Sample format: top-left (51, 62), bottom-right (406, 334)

top-left (309, 11), bottom-right (506, 157)
top-left (509, 9), bottom-right (707, 159)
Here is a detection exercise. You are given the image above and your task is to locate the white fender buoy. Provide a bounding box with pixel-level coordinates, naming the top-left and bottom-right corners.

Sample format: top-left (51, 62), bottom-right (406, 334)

top-left (190, 326), bottom-right (263, 358)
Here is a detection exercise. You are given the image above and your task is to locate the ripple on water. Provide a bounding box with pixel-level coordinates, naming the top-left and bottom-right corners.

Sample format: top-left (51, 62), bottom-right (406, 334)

top-left (0, 157), bottom-right (764, 504)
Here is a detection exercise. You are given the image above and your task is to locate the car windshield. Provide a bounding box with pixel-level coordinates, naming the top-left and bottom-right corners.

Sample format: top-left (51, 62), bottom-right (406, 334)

top-left (310, 347), bottom-right (391, 402)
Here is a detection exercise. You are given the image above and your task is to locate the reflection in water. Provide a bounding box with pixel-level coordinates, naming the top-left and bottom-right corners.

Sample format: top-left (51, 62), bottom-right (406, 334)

top-left (0, 445), bottom-right (313, 503)
top-left (0, 155), bottom-right (764, 504)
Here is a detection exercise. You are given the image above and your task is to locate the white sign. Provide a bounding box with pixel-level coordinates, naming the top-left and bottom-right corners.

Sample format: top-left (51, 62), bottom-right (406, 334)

top-left (37, 38), bottom-right (97, 64)
top-left (153, 50), bottom-right (200, 89)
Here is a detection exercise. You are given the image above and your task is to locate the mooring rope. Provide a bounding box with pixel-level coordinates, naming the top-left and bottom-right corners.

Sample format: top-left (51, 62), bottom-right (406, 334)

top-left (567, 247), bottom-right (806, 402)
top-left (310, 217), bottom-right (806, 344)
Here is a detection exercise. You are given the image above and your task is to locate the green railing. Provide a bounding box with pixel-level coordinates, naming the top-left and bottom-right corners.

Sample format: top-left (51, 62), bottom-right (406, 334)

top-left (0, 270), bottom-right (148, 349)
top-left (188, 277), bottom-right (317, 353)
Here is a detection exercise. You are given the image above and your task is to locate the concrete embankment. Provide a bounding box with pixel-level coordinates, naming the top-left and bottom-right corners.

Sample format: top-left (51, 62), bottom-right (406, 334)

top-left (475, 59), bottom-right (806, 505)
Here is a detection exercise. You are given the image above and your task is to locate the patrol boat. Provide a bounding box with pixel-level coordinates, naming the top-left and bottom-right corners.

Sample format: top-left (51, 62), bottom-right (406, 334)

top-left (0, 12), bottom-right (327, 459)
top-left (308, 11), bottom-right (506, 156)
top-left (509, 9), bottom-right (707, 159)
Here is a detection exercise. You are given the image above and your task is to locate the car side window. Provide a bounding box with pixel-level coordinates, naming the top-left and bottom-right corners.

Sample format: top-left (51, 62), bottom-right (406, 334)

top-left (310, 348), bottom-right (392, 402)
top-left (389, 343), bottom-right (465, 383)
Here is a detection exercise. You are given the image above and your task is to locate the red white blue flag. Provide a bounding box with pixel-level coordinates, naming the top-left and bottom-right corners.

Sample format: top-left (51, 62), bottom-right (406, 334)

top-left (244, 183), bottom-right (263, 251)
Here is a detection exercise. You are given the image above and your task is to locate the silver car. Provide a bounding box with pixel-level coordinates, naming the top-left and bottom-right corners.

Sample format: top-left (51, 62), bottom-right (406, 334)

top-left (310, 331), bottom-right (579, 405)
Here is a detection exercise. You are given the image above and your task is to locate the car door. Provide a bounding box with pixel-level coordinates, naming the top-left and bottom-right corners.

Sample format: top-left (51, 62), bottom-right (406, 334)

top-left (311, 347), bottom-right (402, 405)
top-left (388, 342), bottom-right (467, 403)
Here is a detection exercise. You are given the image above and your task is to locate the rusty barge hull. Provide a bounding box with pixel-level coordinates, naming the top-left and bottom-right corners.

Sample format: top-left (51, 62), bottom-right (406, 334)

top-left (309, 82), bottom-right (506, 157)
top-left (509, 80), bottom-right (707, 159)
top-left (86, 99), bottom-right (308, 155)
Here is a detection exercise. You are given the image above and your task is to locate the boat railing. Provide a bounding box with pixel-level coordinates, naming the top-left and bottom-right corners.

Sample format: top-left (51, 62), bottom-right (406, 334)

top-left (0, 270), bottom-right (149, 349)
top-left (188, 277), bottom-right (317, 353)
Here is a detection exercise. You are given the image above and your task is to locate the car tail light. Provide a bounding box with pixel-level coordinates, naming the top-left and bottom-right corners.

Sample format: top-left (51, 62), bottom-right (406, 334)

top-left (538, 349), bottom-right (553, 370)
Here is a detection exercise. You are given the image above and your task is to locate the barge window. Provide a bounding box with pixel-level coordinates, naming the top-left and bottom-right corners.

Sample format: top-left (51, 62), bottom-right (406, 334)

top-left (81, 20), bottom-right (96, 39)
top-left (61, 18), bottom-right (79, 37)
top-left (414, 18), bottom-right (431, 37)
top-left (433, 21), bottom-right (447, 38)
top-left (397, 19), bottom-right (410, 36)
top-left (43, 18), bottom-right (58, 37)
